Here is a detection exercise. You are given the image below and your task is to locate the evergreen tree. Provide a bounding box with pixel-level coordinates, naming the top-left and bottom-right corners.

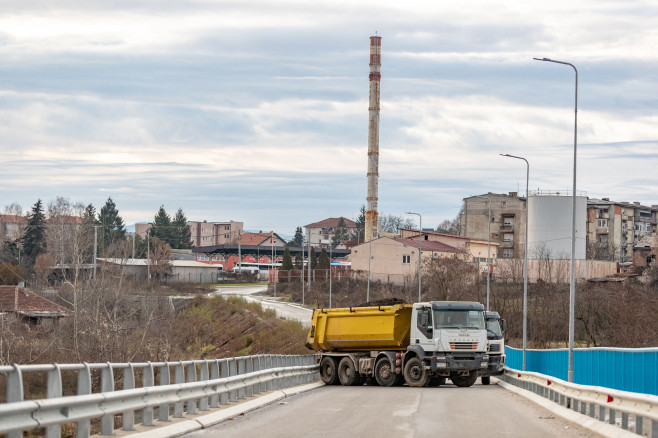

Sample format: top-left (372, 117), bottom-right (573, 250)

top-left (292, 226), bottom-right (304, 247)
top-left (332, 217), bottom-right (350, 247)
top-left (98, 197), bottom-right (126, 253)
top-left (150, 206), bottom-right (172, 244)
top-left (310, 246), bottom-right (318, 269)
top-left (172, 208), bottom-right (192, 249)
top-left (318, 247), bottom-right (330, 270)
top-left (281, 247), bottom-right (294, 270)
top-left (354, 205), bottom-right (366, 242)
top-left (21, 199), bottom-right (47, 267)
top-left (294, 252), bottom-right (302, 270)
top-left (82, 204), bottom-right (97, 225)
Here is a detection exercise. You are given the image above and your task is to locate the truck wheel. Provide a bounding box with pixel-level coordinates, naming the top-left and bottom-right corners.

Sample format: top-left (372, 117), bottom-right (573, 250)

top-left (320, 357), bottom-right (339, 385)
top-left (338, 357), bottom-right (359, 386)
top-left (428, 376), bottom-right (446, 387)
top-left (374, 358), bottom-right (396, 387)
top-left (403, 357), bottom-right (428, 387)
top-left (481, 376), bottom-right (491, 385)
top-left (451, 373), bottom-right (478, 387)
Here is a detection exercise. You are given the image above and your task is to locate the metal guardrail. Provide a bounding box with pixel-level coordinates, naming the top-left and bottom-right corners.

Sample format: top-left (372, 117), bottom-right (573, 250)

top-left (501, 367), bottom-right (658, 437)
top-left (0, 354), bottom-right (319, 437)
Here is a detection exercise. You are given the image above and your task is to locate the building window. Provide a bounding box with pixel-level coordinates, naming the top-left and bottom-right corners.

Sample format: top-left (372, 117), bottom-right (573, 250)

top-left (402, 255), bottom-right (411, 264)
top-left (502, 248), bottom-right (514, 258)
top-left (503, 234), bottom-right (513, 242)
top-left (597, 219), bottom-right (608, 228)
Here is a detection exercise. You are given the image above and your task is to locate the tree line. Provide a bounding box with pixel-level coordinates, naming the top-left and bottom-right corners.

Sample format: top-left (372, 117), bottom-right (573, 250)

top-left (0, 197), bottom-right (193, 285)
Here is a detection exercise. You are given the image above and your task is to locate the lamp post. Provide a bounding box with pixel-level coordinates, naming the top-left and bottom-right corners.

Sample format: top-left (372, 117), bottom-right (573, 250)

top-left (329, 244), bottom-right (333, 308)
top-left (301, 237), bottom-right (305, 305)
top-left (500, 153), bottom-right (529, 371)
top-left (472, 197), bottom-right (491, 310)
top-left (405, 212), bottom-right (422, 302)
top-left (533, 57), bottom-right (578, 383)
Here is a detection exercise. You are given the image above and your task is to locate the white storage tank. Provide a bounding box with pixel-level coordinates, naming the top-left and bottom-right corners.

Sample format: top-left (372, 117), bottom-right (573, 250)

top-left (528, 192), bottom-right (587, 260)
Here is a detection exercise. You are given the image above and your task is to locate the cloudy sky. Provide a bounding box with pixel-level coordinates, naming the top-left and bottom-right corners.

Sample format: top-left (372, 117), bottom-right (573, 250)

top-left (2, 0), bottom-right (657, 240)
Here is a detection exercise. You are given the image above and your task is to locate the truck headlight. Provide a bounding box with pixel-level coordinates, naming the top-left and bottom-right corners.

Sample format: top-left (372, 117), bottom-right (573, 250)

top-left (436, 362), bottom-right (447, 369)
top-left (480, 361), bottom-right (488, 369)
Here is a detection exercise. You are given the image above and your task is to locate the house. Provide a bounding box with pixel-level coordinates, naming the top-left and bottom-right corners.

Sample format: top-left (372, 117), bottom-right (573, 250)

top-left (305, 217), bottom-right (358, 246)
top-left (633, 235), bottom-right (657, 269)
top-left (349, 236), bottom-right (462, 284)
top-left (0, 214), bottom-right (27, 241)
top-left (400, 229), bottom-right (499, 269)
top-left (0, 285), bottom-right (70, 326)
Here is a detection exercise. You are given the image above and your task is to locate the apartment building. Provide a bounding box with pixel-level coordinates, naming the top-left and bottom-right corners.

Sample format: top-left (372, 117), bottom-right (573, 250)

top-left (0, 214), bottom-right (27, 240)
top-left (136, 220), bottom-right (244, 248)
top-left (587, 199), bottom-right (657, 262)
top-left (460, 192), bottom-right (526, 259)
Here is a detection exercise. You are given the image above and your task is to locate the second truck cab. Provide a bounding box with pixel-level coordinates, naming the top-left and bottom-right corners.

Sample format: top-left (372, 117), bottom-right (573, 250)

top-left (480, 310), bottom-right (506, 385)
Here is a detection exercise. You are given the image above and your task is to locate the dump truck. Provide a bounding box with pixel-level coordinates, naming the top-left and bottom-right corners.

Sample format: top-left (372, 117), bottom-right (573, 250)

top-left (306, 301), bottom-right (489, 387)
top-left (480, 310), bottom-right (506, 385)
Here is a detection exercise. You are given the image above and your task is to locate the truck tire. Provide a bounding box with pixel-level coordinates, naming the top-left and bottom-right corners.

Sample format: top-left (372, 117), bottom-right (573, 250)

top-left (481, 376), bottom-right (491, 385)
top-left (403, 357), bottom-right (428, 387)
top-left (320, 356), bottom-right (339, 385)
top-left (374, 357), bottom-right (396, 387)
top-left (338, 357), bottom-right (360, 386)
top-left (428, 376), bottom-right (446, 387)
top-left (451, 373), bottom-right (478, 387)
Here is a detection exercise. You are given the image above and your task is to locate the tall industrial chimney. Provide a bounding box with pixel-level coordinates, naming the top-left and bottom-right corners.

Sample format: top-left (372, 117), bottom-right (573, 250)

top-left (365, 35), bottom-right (381, 242)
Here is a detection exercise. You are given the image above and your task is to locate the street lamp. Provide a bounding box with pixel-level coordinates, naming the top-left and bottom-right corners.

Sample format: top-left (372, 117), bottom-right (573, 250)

top-left (471, 197), bottom-right (491, 310)
top-left (534, 57), bottom-right (578, 383)
top-left (500, 153), bottom-right (529, 371)
top-left (405, 212), bottom-right (422, 302)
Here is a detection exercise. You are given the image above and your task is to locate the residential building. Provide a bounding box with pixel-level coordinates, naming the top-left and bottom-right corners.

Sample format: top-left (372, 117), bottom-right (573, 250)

top-left (0, 285), bottom-right (70, 326)
top-left (460, 193), bottom-right (526, 259)
top-left (349, 236), bottom-right (462, 284)
top-left (136, 220), bottom-right (244, 248)
top-left (305, 217), bottom-right (358, 246)
top-left (0, 214), bottom-right (27, 241)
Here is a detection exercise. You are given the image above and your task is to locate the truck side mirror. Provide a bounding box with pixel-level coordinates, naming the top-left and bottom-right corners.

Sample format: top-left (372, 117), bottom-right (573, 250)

top-left (501, 319), bottom-right (507, 332)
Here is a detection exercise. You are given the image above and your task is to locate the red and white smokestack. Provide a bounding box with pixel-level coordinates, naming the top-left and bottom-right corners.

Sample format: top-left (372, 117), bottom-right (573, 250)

top-left (365, 35), bottom-right (381, 242)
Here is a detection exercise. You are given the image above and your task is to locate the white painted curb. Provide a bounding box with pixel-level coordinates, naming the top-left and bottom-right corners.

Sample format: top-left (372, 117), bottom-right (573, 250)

top-left (126, 381), bottom-right (325, 438)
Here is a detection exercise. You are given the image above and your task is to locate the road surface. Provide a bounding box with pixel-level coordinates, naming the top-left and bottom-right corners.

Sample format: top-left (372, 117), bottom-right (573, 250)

top-left (184, 383), bottom-right (597, 438)
top-left (211, 285), bottom-right (312, 326)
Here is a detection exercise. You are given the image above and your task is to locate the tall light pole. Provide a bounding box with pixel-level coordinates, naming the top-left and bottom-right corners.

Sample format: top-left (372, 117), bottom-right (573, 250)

top-left (301, 237), bottom-right (305, 305)
top-left (534, 57), bottom-right (578, 383)
top-left (472, 197), bottom-right (491, 310)
top-left (329, 244), bottom-right (333, 308)
top-left (405, 212), bottom-right (422, 302)
top-left (500, 154), bottom-right (529, 371)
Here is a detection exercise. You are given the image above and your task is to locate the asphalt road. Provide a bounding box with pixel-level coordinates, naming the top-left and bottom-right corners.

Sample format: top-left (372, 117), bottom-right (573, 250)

top-left (211, 284), bottom-right (312, 326)
top-left (184, 383), bottom-right (597, 438)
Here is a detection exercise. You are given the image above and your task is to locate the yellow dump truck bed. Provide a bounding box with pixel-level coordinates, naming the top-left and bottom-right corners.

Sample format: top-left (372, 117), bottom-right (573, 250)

top-left (305, 304), bottom-right (412, 352)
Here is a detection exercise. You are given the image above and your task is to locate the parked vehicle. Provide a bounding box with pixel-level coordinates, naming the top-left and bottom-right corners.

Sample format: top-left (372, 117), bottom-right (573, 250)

top-left (306, 301), bottom-right (489, 387)
top-left (480, 310), bottom-right (506, 385)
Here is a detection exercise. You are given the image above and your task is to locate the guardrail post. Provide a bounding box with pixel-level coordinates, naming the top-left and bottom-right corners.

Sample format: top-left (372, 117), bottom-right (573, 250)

top-left (7, 364), bottom-right (24, 438)
top-left (199, 361), bottom-right (209, 411)
top-left (252, 355), bottom-right (261, 395)
top-left (246, 357), bottom-right (254, 397)
top-left (122, 364), bottom-right (136, 431)
top-left (46, 364), bottom-right (62, 438)
top-left (237, 357), bottom-right (246, 400)
top-left (650, 419), bottom-right (656, 438)
top-left (143, 362), bottom-right (154, 426)
top-left (635, 416), bottom-right (643, 435)
top-left (76, 363), bottom-right (92, 438)
top-left (158, 363), bottom-right (171, 422)
top-left (609, 408), bottom-right (616, 426)
top-left (588, 402), bottom-right (595, 418)
top-left (621, 412), bottom-right (629, 430)
top-left (186, 362), bottom-right (197, 414)
top-left (599, 405), bottom-right (605, 422)
top-left (100, 363), bottom-right (115, 435)
top-left (174, 362), bottom-right (185, 418)
top-left (265, 355), bottom-right (273, 391)
top-left (228, 358), bottom-right (237, 402)
top-left (209, 360), bottom-right (220, 408)
top-left (219, 360), bottom-right (229, 405)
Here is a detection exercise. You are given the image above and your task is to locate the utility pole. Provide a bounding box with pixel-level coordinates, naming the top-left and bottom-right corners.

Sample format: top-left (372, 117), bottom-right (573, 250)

top-left (93, 225), bottom-right (100, 281)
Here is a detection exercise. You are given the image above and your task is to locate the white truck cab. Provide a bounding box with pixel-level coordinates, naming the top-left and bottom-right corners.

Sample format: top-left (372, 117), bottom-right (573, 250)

top-left (408, 301), bottom-right (489, 387)
top-left (480, 310), bottom-right (506, 385)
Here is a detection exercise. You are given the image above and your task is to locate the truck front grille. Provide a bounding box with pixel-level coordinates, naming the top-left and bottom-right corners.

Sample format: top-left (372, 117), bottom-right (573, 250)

top-left (449, 342), bottom-right (478, 350)
top-left (488, 344), bottom-right (501, 352)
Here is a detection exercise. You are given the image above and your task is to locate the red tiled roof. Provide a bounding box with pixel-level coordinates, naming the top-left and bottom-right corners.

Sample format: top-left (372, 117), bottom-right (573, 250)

top-left (0, 286), bottom-right (70, 315)
top-left (305, 217), bottom-right (357, 228)
top-left (0, 214), bottom-right (27, 224)
top-left (240, 232), bottom-right (283, 246)
top-left (394, 238), bottom-right (460, 253)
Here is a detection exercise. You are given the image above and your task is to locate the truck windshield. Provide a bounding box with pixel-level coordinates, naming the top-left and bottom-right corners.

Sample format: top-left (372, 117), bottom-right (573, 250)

top-left (486, 319), bottom-right (503, 337)
top-left (434, 310), bottom-right (485, 330)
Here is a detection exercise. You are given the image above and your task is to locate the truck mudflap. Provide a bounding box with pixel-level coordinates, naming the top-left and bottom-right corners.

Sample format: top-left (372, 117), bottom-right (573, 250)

top-left (430, 353), bottom-right (489, 372)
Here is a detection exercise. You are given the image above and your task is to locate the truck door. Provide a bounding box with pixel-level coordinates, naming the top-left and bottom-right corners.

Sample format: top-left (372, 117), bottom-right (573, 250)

top-left (411, 306), bottom-right (435, 352)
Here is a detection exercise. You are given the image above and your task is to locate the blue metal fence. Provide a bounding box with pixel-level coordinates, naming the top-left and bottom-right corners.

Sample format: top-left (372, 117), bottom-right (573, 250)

top-left (505, 346), bottom-right (658, 396)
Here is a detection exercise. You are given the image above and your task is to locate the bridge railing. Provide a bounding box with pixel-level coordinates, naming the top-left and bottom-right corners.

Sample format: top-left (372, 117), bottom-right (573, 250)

top-left (0, 354), bottom-right (320, 438)
top-left (501, 367), bottom-right (658, 437)
top-left (505, 345), bottom-right (658, 396)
